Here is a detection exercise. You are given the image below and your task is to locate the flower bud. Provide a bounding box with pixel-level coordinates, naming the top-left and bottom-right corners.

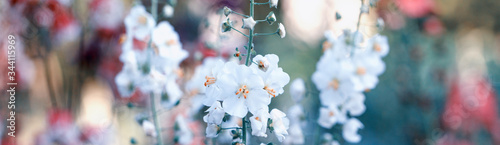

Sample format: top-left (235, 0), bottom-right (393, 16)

top-left (376, 18), bottom-right (384, 31)
top-left (270, 0), bottom-right (279, 8)
top-left (163, 5), bottom-right (174, 18)
top-left (266, 11), bottom-right (277, 24)
top-left (336, 12), bottom-right (342, 20)
top-left (277, 23), bottom-right (286, 38)
top-left (360, 5), bottom-right (369, 14)
top-left (222, 18), bottom-right (232, 32)
top-left (223, 6), bottom-right (232, 17)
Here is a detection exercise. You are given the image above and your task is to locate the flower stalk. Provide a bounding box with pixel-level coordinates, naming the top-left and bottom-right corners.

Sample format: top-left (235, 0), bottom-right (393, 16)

top-left (149, 0), bottom-right (163, 144)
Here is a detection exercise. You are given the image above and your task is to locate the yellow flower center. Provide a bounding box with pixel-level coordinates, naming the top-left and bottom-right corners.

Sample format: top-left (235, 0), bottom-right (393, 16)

top-left (264, 86), bottom-right (276, 98)
top-left (204, 76), bottom-right (216, 86)
top-left (236, 85), bottom-right (250, 99)
top-left (356, 67), bottom-right (366, 75)
top-left (329, 79), bottom-right (340, 90)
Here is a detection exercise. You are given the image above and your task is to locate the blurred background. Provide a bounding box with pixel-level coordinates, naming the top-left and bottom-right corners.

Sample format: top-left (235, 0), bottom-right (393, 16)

top-left (2, 0), bottom-right (500, 144)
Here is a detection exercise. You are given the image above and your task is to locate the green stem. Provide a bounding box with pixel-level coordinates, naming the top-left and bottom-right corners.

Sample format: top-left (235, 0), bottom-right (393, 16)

top-left (230, 27), bottom-right (250, 37)
top-left (255, 19), bottom-right (266, 23)
top-left (149, 0), bottom-right (162, 144)
top-left (152, 0), bottom-right (158, 20)
top-left (356, 0), bottom-right (364, 32)
top-left (254, 2), bottom-right (269, 5)
top-left (232, 11), bottom-right (250, 18)
top-left (254, 32), bottom-right (277, 36)
top-left (150, 93), bottom-right (163, 145)
top-left (242, 1), bottom-right (254, 144)
top-left (221, 127), bottom-right (243, 130)
top-left (242, 117), bottom-right (247, 144)
top-left (245, 0), bottom-right (255, 67)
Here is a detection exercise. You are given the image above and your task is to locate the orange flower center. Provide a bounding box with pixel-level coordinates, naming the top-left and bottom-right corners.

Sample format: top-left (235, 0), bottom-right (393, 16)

top-left (264, 86), bottom-right (276, 98)
top-left (356, 67), bottom-right (366, 75)
top-left (137, 15), bottom-right (148, 24)
top-left (329, 111), bottom-right (335, 117)
top-left (258, 61), bottom-right (267, 71)
top-left (255, 117), bottom-right (260, 121)
top-left (236, 85), bottom-right (250, 99)
top-left (119, 34), bottom-right (127, 44)
top-left (323, 41), bottom-right (332, 52)
top-left (204, 76), bottom-right (216, 86)
top-left (166, 39), bottom-right (176, 46)
top-left (329, 79), bottom-right (340, 90)
top-left (373, 43), bottom-right (382, 52)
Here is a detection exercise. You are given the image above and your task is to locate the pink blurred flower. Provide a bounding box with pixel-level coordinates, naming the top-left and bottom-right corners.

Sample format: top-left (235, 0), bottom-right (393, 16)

top-left (424, 16), bottom-right (444, 36)
top-left (395, 0), bottom-right (435, 18)
top-left (442, 76), bottom-right (500, 143)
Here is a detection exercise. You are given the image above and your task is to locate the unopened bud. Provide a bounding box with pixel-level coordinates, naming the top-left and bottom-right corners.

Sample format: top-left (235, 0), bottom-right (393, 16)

top-left (222, 18), bottom-right (232, 32)
top-left (277, 23), bottom-right (286, 38)
top-left (223, 6), bottom-right (232, 17)
top-left (266, 11), bottom-right (276, 24)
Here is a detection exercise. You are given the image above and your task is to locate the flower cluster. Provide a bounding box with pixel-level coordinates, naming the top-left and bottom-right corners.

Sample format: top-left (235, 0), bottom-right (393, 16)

top-left (115, 5), bottom-right (188, 107)
top-left (196, 0), bottom-right (292, 144)
top-left (200, 54), bottom-right (291, 141)
top-left (312, 29), bottom-right (389, 143)
top-left (284, 78), bottom-right (307, 144)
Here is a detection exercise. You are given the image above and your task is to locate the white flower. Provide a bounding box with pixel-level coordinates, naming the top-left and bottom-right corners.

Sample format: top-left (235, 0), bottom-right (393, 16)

top-left (269, 109), bottom-right (289, 142)
top-left (219, 62), bottom-right (270, 118)
top-left (343, 93), bottom-right (366, 116)
top-left (242, 17), bottom-right (257, 30)
top-left (251, 54), bottom-right (280, 72)
top-left (318, 105), bottom-right (346, 128)
top-left (175, 116), bottom-right (194, 145)
top-left (163, 5), bottom-right (174, 18)
top-left (334, 30), bottom-right (364, 53)
top-left (136, 68), bottom-right (167, 94)
top-left (203, 101), bottom-right (225, 125)
top-left (186, 58), bottom-right (225, 106)
top-left (289, 78), bottom-right (306, 103)
top-left (124, 5), bottom-right (156, 40)
top-left (350, 53), bottom-right (385, 91)
top-left (251, 54), bottom-right (290, 98)
top-left (277, 23), bottom-right (286, 38)
top-left (270, 0), bottom-right (279, 8)
top-left (250, 107), bottom-right (270, 137)
top-left (206, 123), bottom-right (220, 138)
top-left (366, 34), bottom-right (390, 57)
top-left (284, 124), bottom-right (304, 144)
top-left (342, 118), bottom-right (364, 143)
top-left (142, 120), bottom-right (157, 137)
top-left (203, 59), bottom-right (226, 106)
top-left (115, 64), bottom-right (139, 97)
top-left (152, 21), bottom-right (188, 68)
top-left (287, 105), bottom-right (304, 125)
top-left (162, 77), bottom-right (183, 108)
top-left (312, 58), bottom-right (362, 106)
